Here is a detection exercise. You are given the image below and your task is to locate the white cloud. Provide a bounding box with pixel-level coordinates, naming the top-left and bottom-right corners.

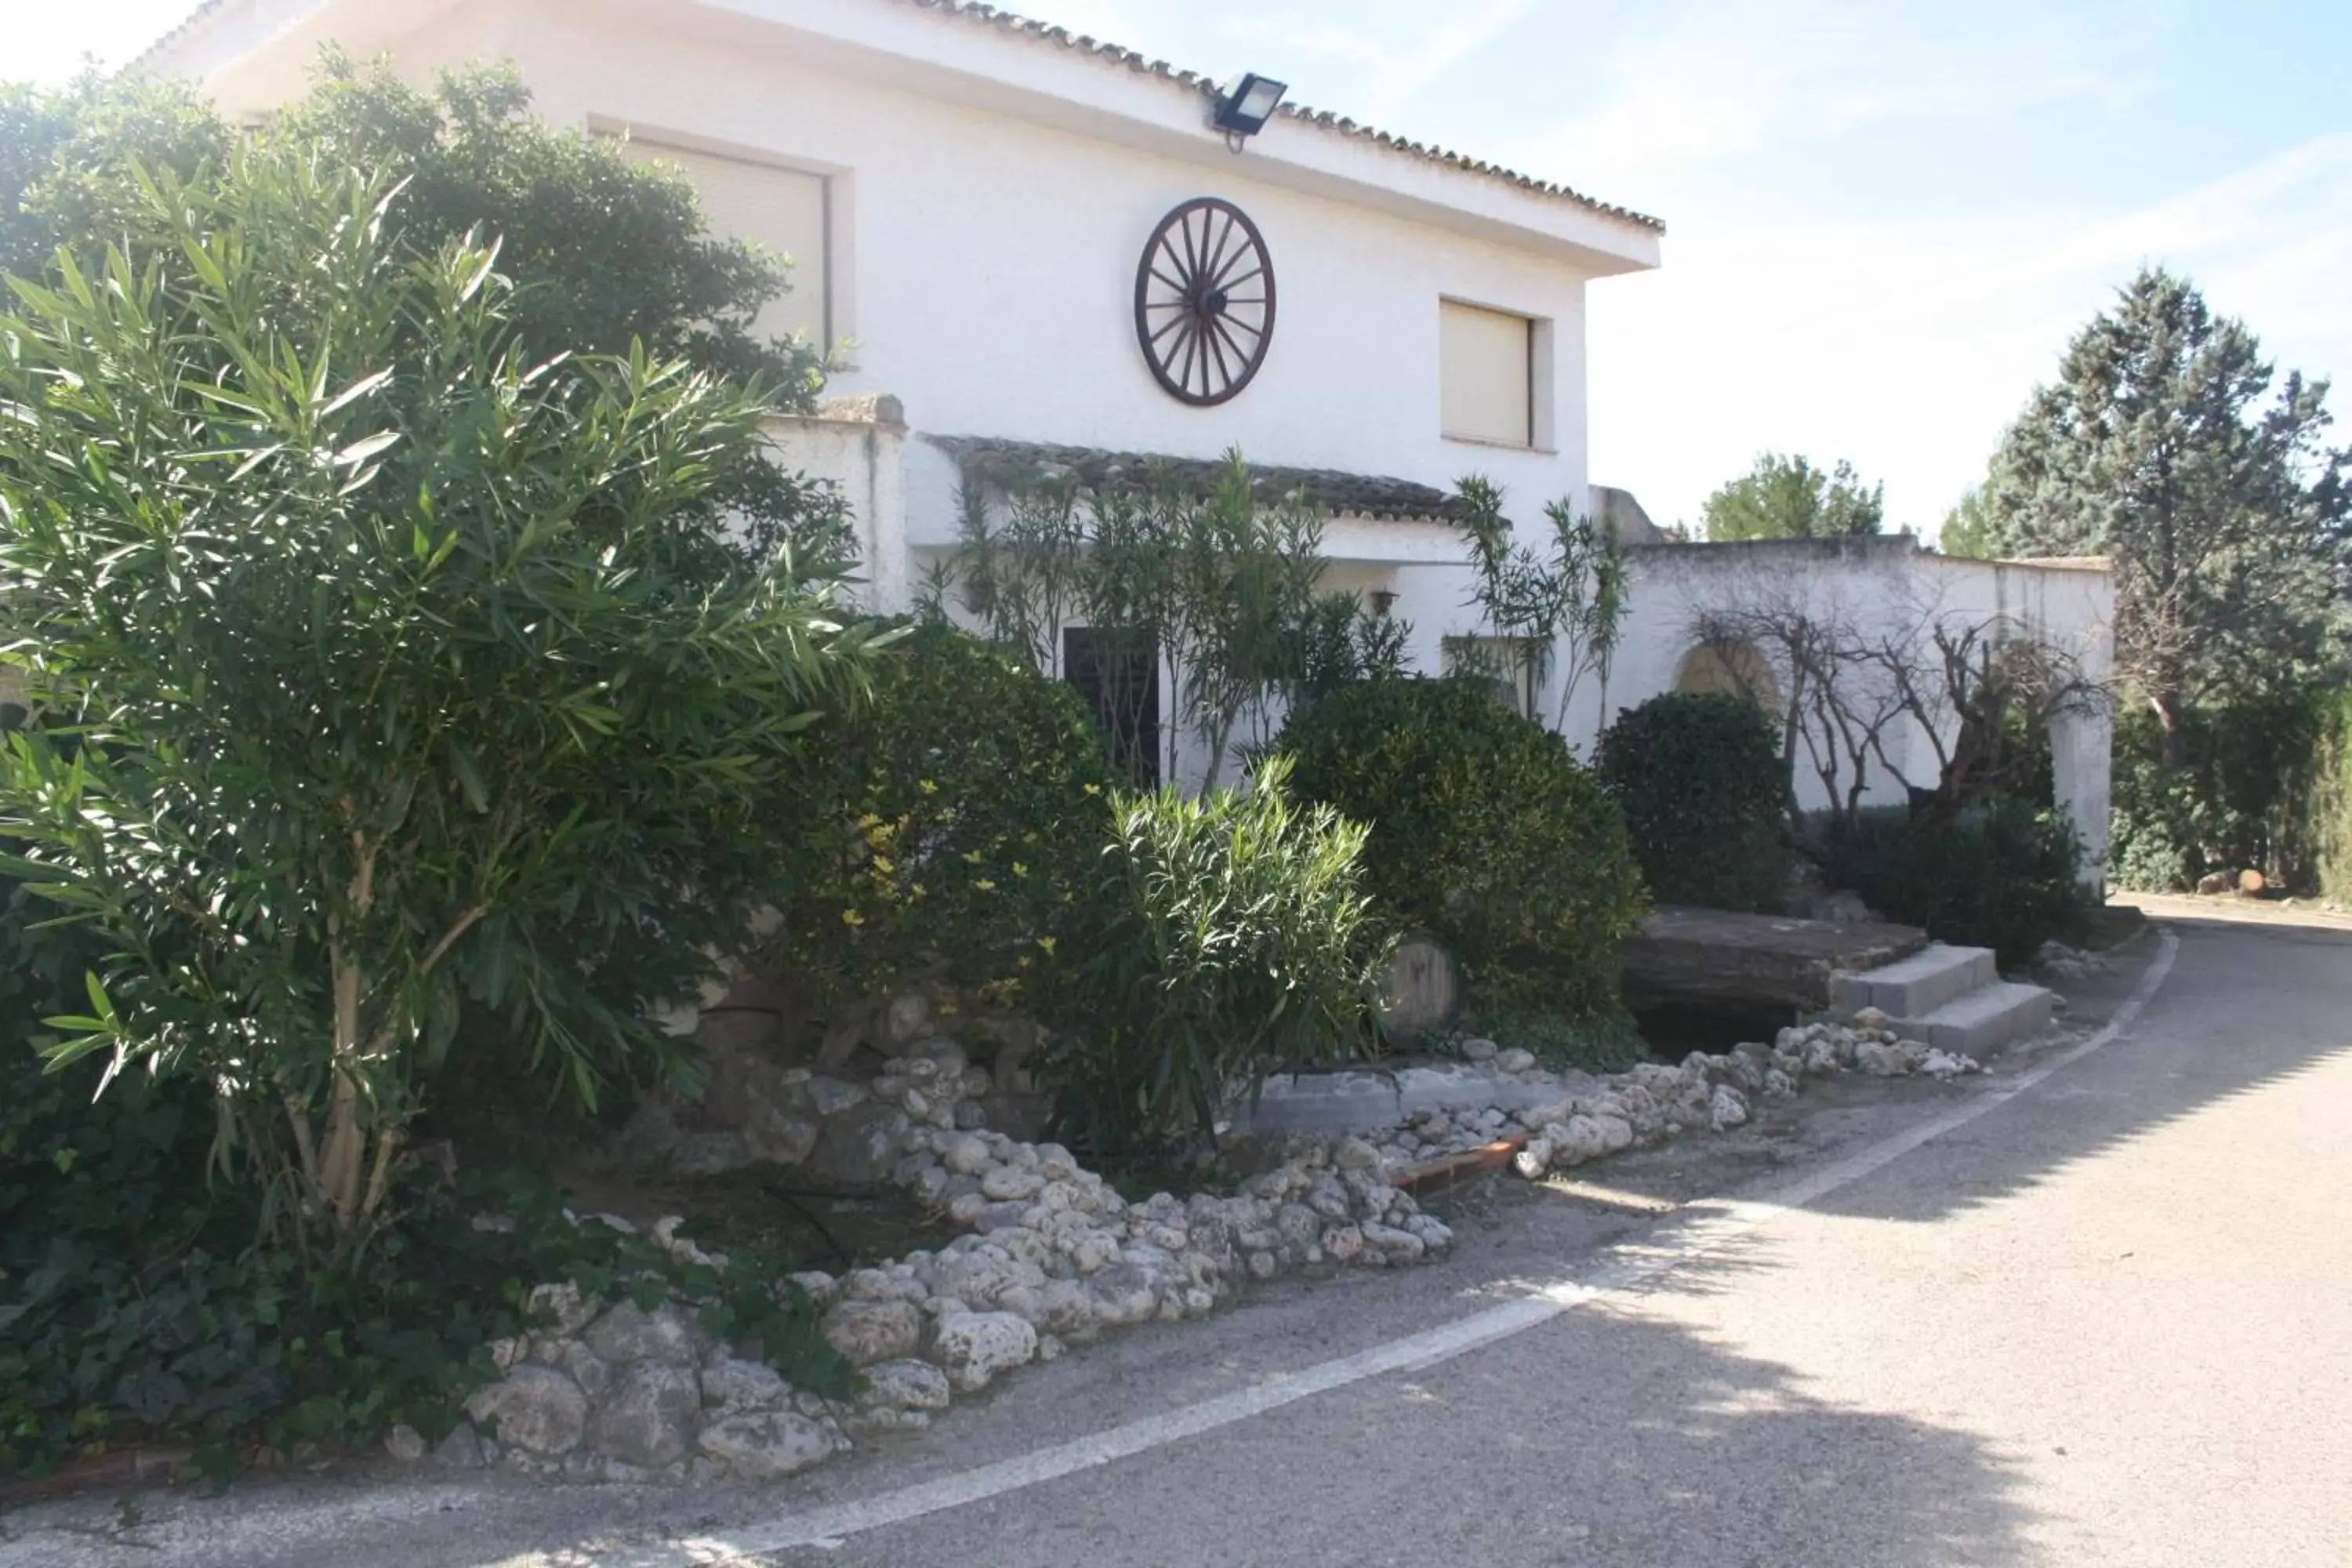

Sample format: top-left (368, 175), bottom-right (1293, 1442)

top-left (1526, 0), bottom-right (2171, 201)
top-left (1587, 132), bottom-right (2352, 535)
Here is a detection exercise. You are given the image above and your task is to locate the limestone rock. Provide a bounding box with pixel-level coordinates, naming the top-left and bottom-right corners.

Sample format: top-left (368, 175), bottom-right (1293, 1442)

top-left (1333, 1137), bottom-right (1382, 1172)
top-left (981, 1165), bottom-right (1046, 1202)
top-left (1086, 1261), bottom-right (1163, 1327)
top-left (592, 1361), bottom-right (701, 1468)
top-left (383, 1424), bottom-right (427, 1463)
top-left (938, 1132), bottom-right (992, 1176)
top-left (1322, 1224), bottom-right (1366, 1263)
top-left (822, 1299), bottom-right (924, 1367)
top-left (430, 1423), bottom-right (488, 1468)
top-left (1305, 1176), bottom-right (1352, 1221)
top-left (1709, 1084), bottom-right (1750, 1131)
top-left (929, 1311), bottom-right (1039, 1392)
top-left (1494, 1047), bottom-right (1537, 1073)
top-left (562, 1342), bottom-right (613, 1402)
top-left (525, 1280), bottom-right (600, 1338)
top-left (464, 1365), bottom-right (588, 1457)
top-left (697, 1411), bottom-right (835, 1480)
top-left (1459, 1037), bottom-right (1499, 1062)
top-left (806, 1102), bottom-right (913, 1186)
top-left (744, 1116), bottom-right (819, 1167)
top-left (1031, 1279), bottom-right (1095, 1334)
top-left (583, 1300), bottom-right (700, 1367)
top-left (1273, 1203), bottom-right (1322, 1251)
top-left (1359, 1221), bottom-right (1425, 1262)
top-left (806, 1076), bottom-right (871, 1117)
top-left (1546, 1116), bottom-right (1609, 1167)
top-left (1853, 1040), bottom-right (1908, 1076)
top-left (884, 992), bottom-right (932, 1044)
top-left (1591, 1114), bottom-right (1636, 1154)
top-left (702, 1356), bottom-right (792, 1413)
top-left (860, 1358), bottom-right (953, 1412)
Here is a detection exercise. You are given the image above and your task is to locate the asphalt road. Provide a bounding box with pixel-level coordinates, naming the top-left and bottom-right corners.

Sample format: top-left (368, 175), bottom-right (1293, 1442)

top-left (7, 908), bottom-right (2347, 1567)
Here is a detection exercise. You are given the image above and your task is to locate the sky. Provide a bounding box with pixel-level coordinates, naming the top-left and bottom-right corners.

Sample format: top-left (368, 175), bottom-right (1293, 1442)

top-left (13, 0), bottom-right (2351, 538)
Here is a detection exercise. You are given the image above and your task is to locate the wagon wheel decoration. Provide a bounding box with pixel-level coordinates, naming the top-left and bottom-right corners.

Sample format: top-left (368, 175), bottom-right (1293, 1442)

top-left (1134, 197), bottom-right (1276, 406)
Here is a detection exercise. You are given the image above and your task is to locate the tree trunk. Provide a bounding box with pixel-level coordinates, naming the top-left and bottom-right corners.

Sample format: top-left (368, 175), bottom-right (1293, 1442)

top-left (2151, 688), bottom-right (2188, 769)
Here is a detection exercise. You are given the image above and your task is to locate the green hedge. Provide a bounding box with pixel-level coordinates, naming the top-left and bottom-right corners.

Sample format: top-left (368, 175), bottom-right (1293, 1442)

top-left (1277, 678), bottom-right (1647, 1020)
top-left (2316, 690), bottom-right (2352, 904)
top-left (1831, 798), bottom-right (2091, 967)
top-left (2108, 690), bottom-right (2348, 893)
top-left (1597, 692), bottom-right (1791, 913)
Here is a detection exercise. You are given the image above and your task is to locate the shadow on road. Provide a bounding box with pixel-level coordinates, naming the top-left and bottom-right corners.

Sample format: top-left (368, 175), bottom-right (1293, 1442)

top-left (764, 1288), bottom-right (2038, 1568)
top-left (0, 1287), bottom-right (2044, 1568)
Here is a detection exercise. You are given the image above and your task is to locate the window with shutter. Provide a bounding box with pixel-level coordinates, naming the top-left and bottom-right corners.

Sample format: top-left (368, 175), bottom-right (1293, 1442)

top-left (619, 140), bottom-right (829, 347)
top-left (1439, 299), bottom-right (1534, 447)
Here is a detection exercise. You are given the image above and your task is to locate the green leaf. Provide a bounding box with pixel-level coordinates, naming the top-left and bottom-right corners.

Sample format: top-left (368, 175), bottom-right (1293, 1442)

top-left (448, 744), bottom-right (490, 814)
top-left (332, 430), bottom-right (401, 468)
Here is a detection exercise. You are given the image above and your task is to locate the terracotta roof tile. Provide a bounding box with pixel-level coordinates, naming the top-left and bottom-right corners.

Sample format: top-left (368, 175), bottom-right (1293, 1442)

top-left (891, 0), bottom-right (1663, 233)
top-left (132, 0), bottom-right (1663, 234)
top-left (129, 0), bottom-right (231, 72)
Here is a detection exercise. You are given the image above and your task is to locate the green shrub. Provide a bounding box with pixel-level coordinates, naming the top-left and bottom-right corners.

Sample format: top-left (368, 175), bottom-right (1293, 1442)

top-left (2107, 746), bottom-right (2207, 892)
top-left (1277, 678), bottom-right (1647, 1019)
top-left (1597, 692), bottom-right (1791, 913)
top-left (0, 880), bottom-right (855, 1483)
top-left (1043, 759), bottom-right (1391, 1159)
top-left (1831, 798), bottom-right (2091, 967)
top-left (0, 1065), bottom-right (852, 1481)
top-left (774, 622), bottom-right (1114, 1011)
top-left (2315, 690), bottom-right (2352, 905)
top-left (2107, 691), bottom-right (2350, 894)
top-left (0, 141), bottom-right (880, 1253)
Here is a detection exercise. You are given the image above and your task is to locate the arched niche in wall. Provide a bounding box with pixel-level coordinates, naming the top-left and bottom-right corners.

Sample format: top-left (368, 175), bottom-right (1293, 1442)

top-left (1673, 640), bottom-right (1783, 711)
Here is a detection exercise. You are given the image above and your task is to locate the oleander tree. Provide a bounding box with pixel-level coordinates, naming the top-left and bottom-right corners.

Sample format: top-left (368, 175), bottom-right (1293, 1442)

top-left (0, 142), bottom-right (877, 1254)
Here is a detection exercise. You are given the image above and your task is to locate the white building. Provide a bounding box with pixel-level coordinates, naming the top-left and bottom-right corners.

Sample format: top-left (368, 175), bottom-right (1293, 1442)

top-left (140, 0), bottom-right (2114, 879)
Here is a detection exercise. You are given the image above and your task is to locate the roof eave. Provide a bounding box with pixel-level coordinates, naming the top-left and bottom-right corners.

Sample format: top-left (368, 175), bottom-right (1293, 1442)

top-left (142, 0), bottom-right (1662, 270)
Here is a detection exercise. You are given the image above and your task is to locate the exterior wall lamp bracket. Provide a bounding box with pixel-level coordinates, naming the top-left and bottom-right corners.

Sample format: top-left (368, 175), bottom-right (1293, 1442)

top-left (1211, 72), bottom-right (1288, 151)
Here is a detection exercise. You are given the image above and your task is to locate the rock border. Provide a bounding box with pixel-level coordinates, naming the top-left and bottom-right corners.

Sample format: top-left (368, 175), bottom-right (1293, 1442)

top-left (406, 1010), bottom-right (1989, 1483)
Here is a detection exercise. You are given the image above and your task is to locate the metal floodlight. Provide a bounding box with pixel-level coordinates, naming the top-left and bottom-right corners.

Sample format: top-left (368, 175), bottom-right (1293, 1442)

top-left (1212, 71), bottom-right (1288, 145)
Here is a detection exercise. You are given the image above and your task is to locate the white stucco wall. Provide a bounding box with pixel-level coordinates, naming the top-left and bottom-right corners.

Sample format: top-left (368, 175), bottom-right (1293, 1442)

top-left (148, 0), bottom-right (2114, 888)
top-left (162, 0), bottom-right (1646, 526)
top-left (1563, 538), bottom-right (2116, 888)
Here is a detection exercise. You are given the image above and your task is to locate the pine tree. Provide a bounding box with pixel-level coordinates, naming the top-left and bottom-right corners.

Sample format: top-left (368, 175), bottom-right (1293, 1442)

top-left (1987, 268), bottom-right (2347, 762)
top-left (1702, 453), bottom-right (1885, 541)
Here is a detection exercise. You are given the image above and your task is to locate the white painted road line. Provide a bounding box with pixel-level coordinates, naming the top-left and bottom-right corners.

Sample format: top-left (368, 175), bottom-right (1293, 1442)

top-left (583, 933), bottom-right (2182, 1568)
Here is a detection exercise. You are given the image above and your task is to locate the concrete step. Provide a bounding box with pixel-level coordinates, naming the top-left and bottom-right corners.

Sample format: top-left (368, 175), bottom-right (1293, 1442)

top-left (1833, 942), bottom-right (1997, 1019)
top-left (1893, 980), bottom-right (2056, 1056)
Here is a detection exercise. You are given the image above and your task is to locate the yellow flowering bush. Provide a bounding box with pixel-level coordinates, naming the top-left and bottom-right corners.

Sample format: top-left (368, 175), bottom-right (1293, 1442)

top-left (777, 622), bottom-right (1113, 1004)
